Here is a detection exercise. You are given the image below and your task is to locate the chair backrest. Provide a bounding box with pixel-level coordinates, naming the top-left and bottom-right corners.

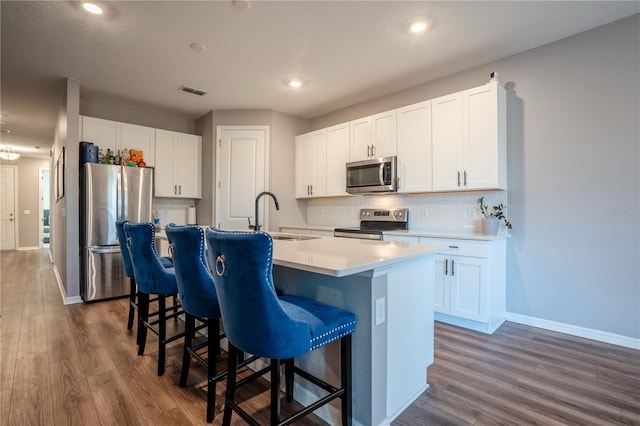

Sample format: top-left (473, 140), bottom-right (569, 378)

top-left (115, 220), bottom-right (134, 279)
top-left (123, 222), bottom-right (177, 296)
top-left (205, 227), bottom-right (310, 358)
top-left (165, 224), bottom-right (220, 319)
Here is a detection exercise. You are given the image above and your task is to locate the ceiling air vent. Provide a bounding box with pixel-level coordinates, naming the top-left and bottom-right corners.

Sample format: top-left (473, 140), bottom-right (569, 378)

top-left (179, 85), bottom-right (207, 96)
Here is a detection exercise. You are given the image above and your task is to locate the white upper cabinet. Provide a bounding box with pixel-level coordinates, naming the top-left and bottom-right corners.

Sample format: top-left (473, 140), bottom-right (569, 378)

top-left (295, 80), bottom-right (507, 197)
top-left (349, 110), bottom-right (397, 161)
top-left (396, 100), bottom-right (432, 193)
top-left (431, 92), bottom-right (464, 191)
top-left (81, 116), bottom-right (120, 152)
top-left (462, 82), bottom-right (507, 190)
top-left (154, 129), bottom-right (201, 199)
top-left (295, 129), bottom-right (327, 198)
top-left (121, 123), bottom-right (156, 167)
top-left (81, 116), bottom-right (156, 167)
top-left (432, 81), bottom-right (506, 191)
top-left (325, 123), bottom-right (350, 197)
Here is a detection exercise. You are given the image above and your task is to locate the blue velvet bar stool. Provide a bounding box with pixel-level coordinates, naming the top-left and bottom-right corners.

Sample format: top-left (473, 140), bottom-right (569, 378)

top-left (123, 222), bottom-right (184, 376)
top-left (164, 224), bottom-right (224, 422)
top-left (115, 220), bottom-right (173, 332)
top-left (205, 227), bottom-right (357, 426)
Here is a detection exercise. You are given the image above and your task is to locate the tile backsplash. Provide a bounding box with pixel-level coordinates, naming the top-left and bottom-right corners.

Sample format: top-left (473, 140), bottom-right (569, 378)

top-left (153, 198), bottom-right (195, 227)
top-left (307, 191), bottom-right (509, 234)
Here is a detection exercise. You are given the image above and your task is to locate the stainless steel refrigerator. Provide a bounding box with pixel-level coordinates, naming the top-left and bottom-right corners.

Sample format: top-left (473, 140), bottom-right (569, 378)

top-left (81, 163), bottom-right (153, 302)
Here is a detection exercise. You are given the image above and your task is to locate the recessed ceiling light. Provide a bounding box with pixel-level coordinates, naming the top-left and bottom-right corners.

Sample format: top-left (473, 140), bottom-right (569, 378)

top-left (232, 0), bottom-right (251, 10)
top-left (410, 21), bottom-right (428, 33)
top-left (288, 79), bottom-right (303, 88)
top-left (82, 2), bottom-right (104, 15)
top-left (190, 43), bottom-right (207, 53)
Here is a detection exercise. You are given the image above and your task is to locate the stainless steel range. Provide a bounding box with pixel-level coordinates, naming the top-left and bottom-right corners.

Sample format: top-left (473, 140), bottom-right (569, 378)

top-left (334, 208), bottom-right (409, 240)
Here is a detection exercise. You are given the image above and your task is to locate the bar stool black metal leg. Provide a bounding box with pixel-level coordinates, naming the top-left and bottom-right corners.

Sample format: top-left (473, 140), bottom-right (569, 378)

top-left (137, 292), bottom-right (149, 353)
top-left (180, 313), bottom-right (194, 387)
top-left (127, 278), bottom-right (137, 330)
top-left (206, 319), bottom-right (218, 423)
top-left (222, 344), bottom-right (238, 426)
top-left (270, 359), bottom-right (281, 425)
top-left (341, 335), bottom-right (352, 426)
top-left (285, 358), bottom-right (294, 402)
top-left (157, 296), bottom-right (166, 376)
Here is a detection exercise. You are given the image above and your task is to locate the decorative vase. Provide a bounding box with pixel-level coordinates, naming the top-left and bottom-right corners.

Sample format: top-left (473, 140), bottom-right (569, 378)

top-left (482, 218), bottom-right (500, 235)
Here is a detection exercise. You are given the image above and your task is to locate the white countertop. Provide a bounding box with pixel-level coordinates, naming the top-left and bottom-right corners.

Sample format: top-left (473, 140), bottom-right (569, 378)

top-left (279, 224), bottom-right (509, 241)
top-left (272, 235), bottom-right (442, 277)
top-left (383, 229), bottom-right (509, 241)
top-left (156, 230), bottom-right (442, 278)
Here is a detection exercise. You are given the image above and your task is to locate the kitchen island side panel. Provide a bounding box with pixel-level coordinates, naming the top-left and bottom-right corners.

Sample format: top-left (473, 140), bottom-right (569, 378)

top-left (273, 254), bottom-right (434, 426)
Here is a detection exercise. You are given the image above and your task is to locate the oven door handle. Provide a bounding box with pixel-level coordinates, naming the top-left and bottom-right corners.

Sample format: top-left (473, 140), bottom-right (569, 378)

top-left (334, 231), bottom-right (382, 240)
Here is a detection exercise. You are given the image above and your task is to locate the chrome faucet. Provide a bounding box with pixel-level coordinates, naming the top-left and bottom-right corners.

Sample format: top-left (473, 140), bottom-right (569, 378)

top-left (253, 191), bottom-right (280, 232)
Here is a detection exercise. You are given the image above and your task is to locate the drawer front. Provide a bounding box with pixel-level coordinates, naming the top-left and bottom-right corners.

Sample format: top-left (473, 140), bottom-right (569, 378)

top-left (419, 237), bottom-right (488, 258)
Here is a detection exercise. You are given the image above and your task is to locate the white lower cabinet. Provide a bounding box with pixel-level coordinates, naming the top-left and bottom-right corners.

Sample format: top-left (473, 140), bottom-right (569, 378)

top-left (384, 234), bottom-right (506, 334)
top-left (434, 254), bottom-right (487, 321)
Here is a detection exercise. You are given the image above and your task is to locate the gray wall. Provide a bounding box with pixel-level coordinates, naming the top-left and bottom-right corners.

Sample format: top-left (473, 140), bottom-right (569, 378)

top-left (195, 109), bottom-right (309, 231)
top-left (13, 157), bottom-right (50, 248)
top-left (80, 97), bottom-right (196, 134)
top-left (310, 15), bottom-right (640, 339)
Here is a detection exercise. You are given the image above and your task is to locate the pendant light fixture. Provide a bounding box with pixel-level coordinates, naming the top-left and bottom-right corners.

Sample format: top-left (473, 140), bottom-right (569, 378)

top-left (0, 146), bottom-right (20, 161)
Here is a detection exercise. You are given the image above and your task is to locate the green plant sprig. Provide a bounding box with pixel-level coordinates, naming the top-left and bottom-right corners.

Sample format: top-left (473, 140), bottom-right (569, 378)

top-left (479, 197), bottom-right (512, 229)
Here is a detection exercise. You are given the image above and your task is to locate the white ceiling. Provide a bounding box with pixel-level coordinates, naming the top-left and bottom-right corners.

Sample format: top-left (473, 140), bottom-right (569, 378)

top-left (1, 1), bottom-right (638, 158)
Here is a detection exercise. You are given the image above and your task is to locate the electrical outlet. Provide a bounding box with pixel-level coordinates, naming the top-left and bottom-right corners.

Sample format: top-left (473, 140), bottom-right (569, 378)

top-left (467, 208), bottom-right (476, 219)
top-left (375, 297), bottom-right (385, 325)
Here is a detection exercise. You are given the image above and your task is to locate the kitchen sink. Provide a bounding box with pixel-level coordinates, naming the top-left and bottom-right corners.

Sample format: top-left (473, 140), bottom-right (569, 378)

top-left (270, 234), bottom-right (320, 241)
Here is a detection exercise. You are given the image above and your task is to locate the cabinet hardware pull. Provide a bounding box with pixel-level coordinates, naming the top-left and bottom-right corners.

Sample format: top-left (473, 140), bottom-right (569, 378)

top-left (444, 259), bottom-right (448, 275)
top-left (371, 145), bottom-right (375, 157)
top-left (367, 145), bottom-right (371, 158)
top-left (451, 259), bottom-right (455, 276)
top-left (449, 245), bottom-right (458, 249)
top-left (463, 171), bottom-right (467, 186)
top-left (457, 171), bottom-right (461, 187)
top-left (310, 184), bottom-right (313, 195)
top-left (174, 184), bottom-right (177, 195)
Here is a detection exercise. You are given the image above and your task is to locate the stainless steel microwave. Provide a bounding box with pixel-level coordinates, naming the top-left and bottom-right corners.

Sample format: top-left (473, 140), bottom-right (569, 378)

top-left (346, 156), bottom-right (397, 194)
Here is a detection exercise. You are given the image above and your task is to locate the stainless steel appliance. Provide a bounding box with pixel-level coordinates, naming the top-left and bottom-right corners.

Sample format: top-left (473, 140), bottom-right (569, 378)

top-left (334, 208), bottom-right (408, 240)
top-left (345, 156), bottom-right (398, 194)
top-left (81, 163), bottom-right (153, 302)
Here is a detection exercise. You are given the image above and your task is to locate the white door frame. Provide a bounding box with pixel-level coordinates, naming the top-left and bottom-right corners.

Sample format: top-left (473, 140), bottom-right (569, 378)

top-left (38, 167), bottom-right (50, 248)
top-left (215, 125), bottom-right (270, 230)
top-left (0, 165), bottom-right (19, 250)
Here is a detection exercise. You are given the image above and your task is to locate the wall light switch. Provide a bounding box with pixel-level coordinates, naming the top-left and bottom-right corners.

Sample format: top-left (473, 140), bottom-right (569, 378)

top-left (375, 297), bottom-right (385, 325)
top-left (24, 210), bottom-right (31, 215)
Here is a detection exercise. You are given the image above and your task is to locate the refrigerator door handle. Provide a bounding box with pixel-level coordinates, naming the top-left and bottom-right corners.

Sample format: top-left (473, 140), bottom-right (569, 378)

top-left (88, 246), bottom-right (121, 254)
top-left (117, 167), bottom-right (124, 221)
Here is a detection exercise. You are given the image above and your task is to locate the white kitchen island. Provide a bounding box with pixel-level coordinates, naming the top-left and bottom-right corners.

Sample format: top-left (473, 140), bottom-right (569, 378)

top-left (270, 235), bottom-right (442, 426)
top-left (157, 230), bottom-right (441, 425)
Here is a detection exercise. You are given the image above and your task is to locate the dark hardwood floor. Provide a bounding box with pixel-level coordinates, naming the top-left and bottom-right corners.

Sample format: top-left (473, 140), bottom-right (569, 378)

top-left (1, 249), bottom-right (639, 425)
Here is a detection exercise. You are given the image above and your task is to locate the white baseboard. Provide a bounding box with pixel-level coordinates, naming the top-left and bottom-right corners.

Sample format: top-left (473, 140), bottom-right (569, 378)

top-left (17, 246), bottom-right (40, 251)
top-left (52, 264), bottom-right (83, 305)
top-left (506, 312), bottom-right (639, 350)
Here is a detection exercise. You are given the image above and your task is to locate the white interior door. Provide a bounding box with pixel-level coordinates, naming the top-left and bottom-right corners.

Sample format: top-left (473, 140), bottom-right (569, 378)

top-left (0, 166), bottom-right (17, 250)
top-left (216, 126), bottom-right (268, 231)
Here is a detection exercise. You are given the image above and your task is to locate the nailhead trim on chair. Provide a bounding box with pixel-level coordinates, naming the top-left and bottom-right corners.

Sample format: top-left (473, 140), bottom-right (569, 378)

top-left (310, 321), bottom-right (357, 350)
